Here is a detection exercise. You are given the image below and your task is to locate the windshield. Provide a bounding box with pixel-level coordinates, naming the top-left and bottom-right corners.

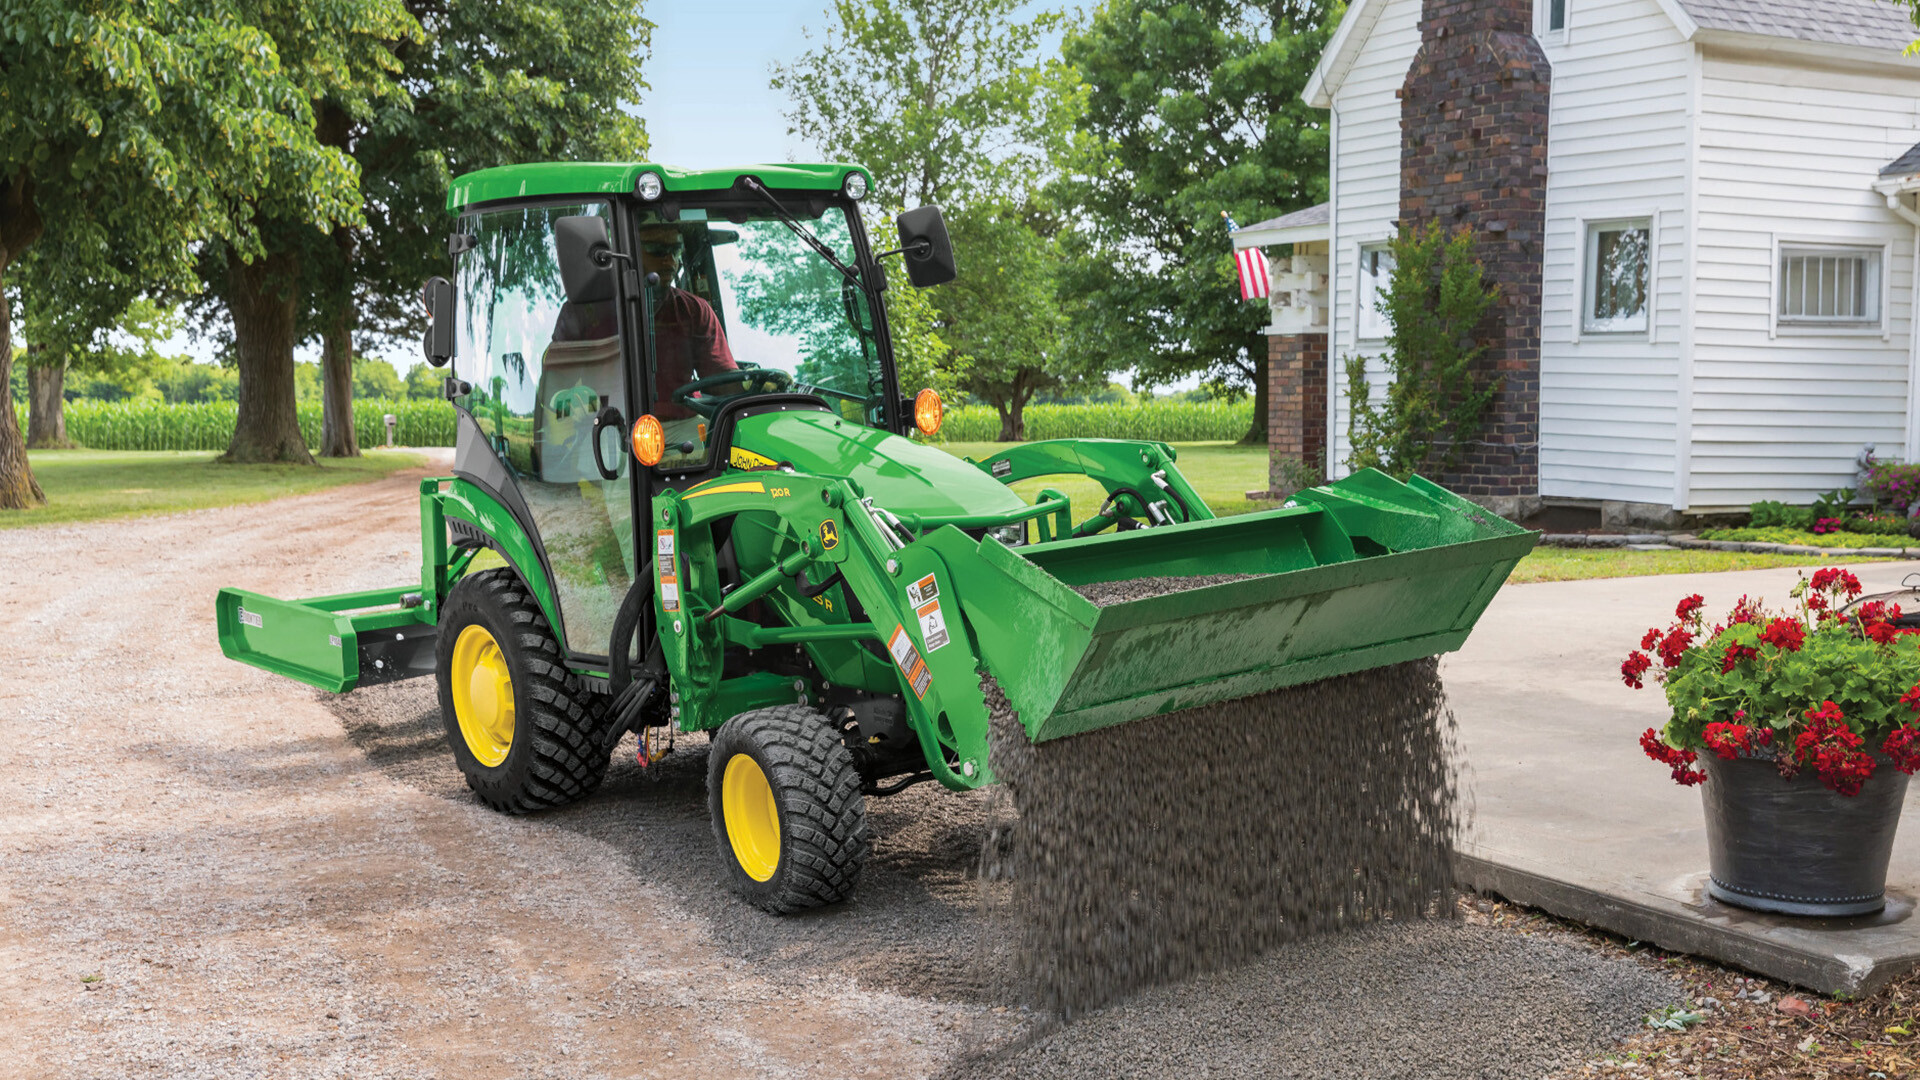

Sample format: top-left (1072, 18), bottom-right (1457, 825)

top-left (638, 203), bottom-right (884, 469)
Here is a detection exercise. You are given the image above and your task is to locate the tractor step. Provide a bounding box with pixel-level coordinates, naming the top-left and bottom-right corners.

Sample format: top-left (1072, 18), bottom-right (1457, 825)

top-left (216, 585), bottom-right (437, 693)
top-left (952, 471), bottom-right (1537, 743)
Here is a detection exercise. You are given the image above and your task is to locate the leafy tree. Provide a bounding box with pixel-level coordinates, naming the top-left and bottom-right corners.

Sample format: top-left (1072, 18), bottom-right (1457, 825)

top-left (21, 299), bottom-right (185, 442)
top-left (297, 0), bottom-right (651, 458)
top-left (158, 363), bottom-right (241, 404)
top-left (939, 203), bottom-right (1076, 439)
top-left (353, 358), bottom-right (406, 400)
top-left (1058, 0), bottom-right (1336, 443)
top-left (1343, 223), bottom-right (1500, 480)
top-left (0, 0), bottom-right (360, 506)
top-left (404, 362), bottom-right (444, 400)
top-left (774, 0), bottom-right (1065, 209)
top-left (776, 0), bottom-right (1086, 438)
top-left (191, 0), bottom-right (419, 465)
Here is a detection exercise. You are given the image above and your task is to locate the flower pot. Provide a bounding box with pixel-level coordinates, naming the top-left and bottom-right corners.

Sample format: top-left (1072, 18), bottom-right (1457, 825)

top-left (1699, 754), bottom-right (1909, 917)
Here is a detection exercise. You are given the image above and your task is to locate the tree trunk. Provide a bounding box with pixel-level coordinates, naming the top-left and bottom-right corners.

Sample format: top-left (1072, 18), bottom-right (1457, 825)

top-left (0, 173), bottom-right (47, 509)
top-left (25, 348), bottom-right (70, 449)
top-left (320, 301), bottom-right (359, 457)
top-left (1240, 335), bottom-right (1269, 446)
top-left (221, 246), bottom-right (314, 464)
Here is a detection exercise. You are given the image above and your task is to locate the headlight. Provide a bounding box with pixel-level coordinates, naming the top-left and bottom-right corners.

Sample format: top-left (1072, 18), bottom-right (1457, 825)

top-left (990, 524), bottom-right (1026, 547)
top-left (634, 171), bottom-right (664, 201)
top-left (843, 171), bottom-right (869, 201)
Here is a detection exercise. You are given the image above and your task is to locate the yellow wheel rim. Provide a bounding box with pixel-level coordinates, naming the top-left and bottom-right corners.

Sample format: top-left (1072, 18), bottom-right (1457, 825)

top-left (722, 753), bottom-right (781, 882)
top-left (450, 624), bottom-right (515, 768)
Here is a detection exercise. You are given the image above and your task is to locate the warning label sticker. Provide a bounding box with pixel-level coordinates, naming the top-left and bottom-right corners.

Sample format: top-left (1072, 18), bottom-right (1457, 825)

top-left (238, 607), bottom-right (263, 629)
top-left (917, 599), bottom-right (950, 651)
top-left (906, 572), bottom-right (938, 607)
top-left (991, 459), bottom-right (1012, 478)
top-left (887, 624), bottom-right (933, 699)
top-left (656, 529), bottom-right (679, 612)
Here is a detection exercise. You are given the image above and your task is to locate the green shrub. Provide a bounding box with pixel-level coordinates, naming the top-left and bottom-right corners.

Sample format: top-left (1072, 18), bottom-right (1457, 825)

top-left (1748, 500), bottom-right (1814, 530)
top-left (1698, 526), bottom-right (1913, 549)
top-left (1843, 513), bottom-right (1911, 536)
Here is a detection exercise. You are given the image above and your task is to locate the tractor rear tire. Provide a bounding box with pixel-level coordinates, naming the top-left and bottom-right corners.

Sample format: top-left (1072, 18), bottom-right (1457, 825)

top-left (435, 568), bottom-right (610, 813)
top-left (708, 706), bottom-right (870, 913)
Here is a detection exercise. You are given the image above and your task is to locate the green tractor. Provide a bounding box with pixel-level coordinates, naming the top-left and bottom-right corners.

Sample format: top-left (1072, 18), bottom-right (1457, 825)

top-left (217, 162), bottom-right (1534, 912)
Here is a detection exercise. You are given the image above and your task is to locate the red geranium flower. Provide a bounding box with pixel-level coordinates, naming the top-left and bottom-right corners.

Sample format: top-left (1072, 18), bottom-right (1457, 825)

top-left (1621, 651), bottom-right (1652, 689)
top-left (1676, 594), bottom-right (1706, 622)
top-left (1703, 722), bottom-right (1763, 760)
top-left (1900, 684), bottom-right (1920, 712)
top-left (1657, 628), bottom-right (1695, 668)
top-left (1641, 727), bottom-right (1707, 786)
top-left (1640, 628), bottom-right (1661, 651)
top-left (1759, 617), bottom-right (1806, 652)
top-left (1720, 643), bottom-right (1759, 673)
top-left (1885, 727), bottom-right (1920, 775)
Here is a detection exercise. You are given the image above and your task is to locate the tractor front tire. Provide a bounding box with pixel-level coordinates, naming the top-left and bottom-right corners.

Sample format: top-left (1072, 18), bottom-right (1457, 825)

top-left (708, 706), bottom-right (870, 913)
top-left (435, 568), bottom-right (609, 813)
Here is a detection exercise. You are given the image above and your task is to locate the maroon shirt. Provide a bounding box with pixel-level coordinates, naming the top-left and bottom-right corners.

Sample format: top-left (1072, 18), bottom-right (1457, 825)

top-left (650, 287), bottom-right (737, 420)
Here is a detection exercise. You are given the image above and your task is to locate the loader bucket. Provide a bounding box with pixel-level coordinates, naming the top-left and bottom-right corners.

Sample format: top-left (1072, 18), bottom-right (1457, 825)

top-left (956, 470), bottom-right (1535, 743)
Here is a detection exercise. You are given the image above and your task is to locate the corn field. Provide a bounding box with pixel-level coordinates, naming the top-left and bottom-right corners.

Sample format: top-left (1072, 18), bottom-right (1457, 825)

top-left (935, 400), bottom-right (1254, 443)
top-left (15, 397), bottom-right (1252, 451)
top-left (13, 399), bottom-right (458, 452)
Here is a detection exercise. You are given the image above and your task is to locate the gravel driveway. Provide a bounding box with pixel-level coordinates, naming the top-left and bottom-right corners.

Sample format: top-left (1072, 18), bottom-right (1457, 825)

top-left (0, 456), bottom-right (1681, 1078)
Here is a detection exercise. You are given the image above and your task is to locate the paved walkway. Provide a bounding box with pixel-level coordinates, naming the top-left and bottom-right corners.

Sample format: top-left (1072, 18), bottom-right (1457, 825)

top-left (1445, 560), bottom-right (1920, 995)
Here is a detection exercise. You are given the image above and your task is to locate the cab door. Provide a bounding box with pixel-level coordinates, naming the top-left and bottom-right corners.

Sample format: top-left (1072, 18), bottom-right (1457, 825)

top-left (451, 199), bottom-right (639, 659)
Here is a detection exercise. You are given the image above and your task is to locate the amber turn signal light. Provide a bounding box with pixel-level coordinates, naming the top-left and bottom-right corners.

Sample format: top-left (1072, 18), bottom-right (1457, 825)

top-left (914, 388), bottom-right (943, 436)
top-left (631, 414), bottom-right (665, 466)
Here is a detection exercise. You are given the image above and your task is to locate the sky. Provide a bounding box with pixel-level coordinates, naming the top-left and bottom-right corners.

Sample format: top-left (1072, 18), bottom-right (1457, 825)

top-left (635, 1), bottom-right (826, 169)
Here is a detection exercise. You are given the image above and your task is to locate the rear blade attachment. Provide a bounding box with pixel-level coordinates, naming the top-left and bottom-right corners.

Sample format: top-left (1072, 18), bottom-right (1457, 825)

top-left (216, 586), bottom-right (436, 693)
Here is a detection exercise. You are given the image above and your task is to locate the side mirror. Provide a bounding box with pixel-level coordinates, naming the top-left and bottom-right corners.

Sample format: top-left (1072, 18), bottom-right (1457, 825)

top-left (421, 276), bottom-right (454, 367)
top-left (895, 206), bottom-right (957, 287)
top-left (555, 215), bottom-right (620, 304)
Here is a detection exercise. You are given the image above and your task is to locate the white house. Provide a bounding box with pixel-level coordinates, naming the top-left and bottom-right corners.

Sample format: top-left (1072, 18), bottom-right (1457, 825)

top-left (1242, 0), bottom-right (1920, 522)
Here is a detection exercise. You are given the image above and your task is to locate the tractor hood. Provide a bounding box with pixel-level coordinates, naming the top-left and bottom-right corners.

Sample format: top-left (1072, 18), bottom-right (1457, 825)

top-left (729, 409), bottom-right (1025, 520)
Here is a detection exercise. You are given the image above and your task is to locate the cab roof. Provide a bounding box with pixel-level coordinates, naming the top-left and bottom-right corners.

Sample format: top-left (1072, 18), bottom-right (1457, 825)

top-left (446, 162), bottom-right (873, 212)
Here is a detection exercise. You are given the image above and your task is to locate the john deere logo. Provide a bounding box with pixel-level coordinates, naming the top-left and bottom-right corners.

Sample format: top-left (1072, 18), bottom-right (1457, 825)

top-left (819, 520), bottom-right (840, 550)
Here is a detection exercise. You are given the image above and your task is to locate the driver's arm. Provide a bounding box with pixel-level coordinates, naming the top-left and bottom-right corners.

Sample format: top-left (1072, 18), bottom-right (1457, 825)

top-left (691, 298), bottom-right (745, 396)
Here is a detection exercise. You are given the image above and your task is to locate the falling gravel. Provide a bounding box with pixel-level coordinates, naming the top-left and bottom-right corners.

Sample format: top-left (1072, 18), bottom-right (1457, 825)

top-left (983, 575), bottom-right (1460, 1019)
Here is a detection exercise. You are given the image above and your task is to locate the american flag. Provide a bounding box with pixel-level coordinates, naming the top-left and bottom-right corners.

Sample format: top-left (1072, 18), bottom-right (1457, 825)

top-left (1222, 213), bottom-right (1270, 301)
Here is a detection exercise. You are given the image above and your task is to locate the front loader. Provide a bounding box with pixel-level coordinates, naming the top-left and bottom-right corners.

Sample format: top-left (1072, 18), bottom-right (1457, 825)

top-left (217, 162), bottom-right (1536, 912)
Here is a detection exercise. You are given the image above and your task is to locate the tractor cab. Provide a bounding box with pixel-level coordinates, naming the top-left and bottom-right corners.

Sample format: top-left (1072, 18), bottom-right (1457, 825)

top-left (427, 163), bottom-right (958, 670)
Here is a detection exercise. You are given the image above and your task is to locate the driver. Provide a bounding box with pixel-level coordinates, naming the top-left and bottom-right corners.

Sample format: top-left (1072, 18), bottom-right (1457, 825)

top-left (640, 224), bottom-right (739, 445)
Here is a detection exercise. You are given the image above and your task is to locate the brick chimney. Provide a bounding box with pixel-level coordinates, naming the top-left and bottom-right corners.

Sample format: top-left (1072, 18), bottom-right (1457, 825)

top-left (1398, 0), bottom-right (1549, 519)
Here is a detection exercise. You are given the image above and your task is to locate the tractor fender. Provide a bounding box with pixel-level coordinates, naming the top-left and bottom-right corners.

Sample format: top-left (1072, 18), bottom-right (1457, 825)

top-left (431, 478), bottom-right (567, 650)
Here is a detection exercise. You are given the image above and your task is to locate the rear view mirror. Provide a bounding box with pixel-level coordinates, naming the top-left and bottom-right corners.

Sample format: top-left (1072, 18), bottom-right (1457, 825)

top-left (421, 276), bottom-right (454, 367)
top-left (555, 215), bottom-right (620, 304)
top-left (895, 206), bottom-right (957, 287)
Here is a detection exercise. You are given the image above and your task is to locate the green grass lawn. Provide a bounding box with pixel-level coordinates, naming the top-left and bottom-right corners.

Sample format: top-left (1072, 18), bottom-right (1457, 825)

top-left (4, 449), bottom-right (426, 529)
top-left (938, 439), bottom-right (1272, 519)
top-left (1508, 547), bottom-right (1895, 584)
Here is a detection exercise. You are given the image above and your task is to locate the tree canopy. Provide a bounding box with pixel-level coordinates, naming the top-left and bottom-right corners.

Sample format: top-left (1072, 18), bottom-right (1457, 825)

top-left (1058, 0), bottom-right (1337, 441)
top-left (0, 0), bottom-right (366, 504)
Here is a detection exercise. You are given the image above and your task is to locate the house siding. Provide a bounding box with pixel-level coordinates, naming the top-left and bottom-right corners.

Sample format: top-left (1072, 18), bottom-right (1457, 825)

top-left (1686, 50), bottom-right (1920, 511)
top-left (1327, 0), bottom-right (1425, 478)
top-left (1536, 0), bottom-right (1693, 506)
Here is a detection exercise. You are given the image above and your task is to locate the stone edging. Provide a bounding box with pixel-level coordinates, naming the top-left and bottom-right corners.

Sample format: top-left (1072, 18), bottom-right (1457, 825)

top-left (1538, 532), bottom-right (1918, 558)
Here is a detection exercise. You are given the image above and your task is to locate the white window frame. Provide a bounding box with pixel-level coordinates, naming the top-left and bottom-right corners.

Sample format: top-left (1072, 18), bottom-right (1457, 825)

top-left (1355, 241), bottom-right (1394, 342)
top-left (1536, 0), bottom-right (1568, 41)
top-left (1769, 237), bottom-right (1890, 338)
top-left (1582, 217), bottom-right (1653, 336)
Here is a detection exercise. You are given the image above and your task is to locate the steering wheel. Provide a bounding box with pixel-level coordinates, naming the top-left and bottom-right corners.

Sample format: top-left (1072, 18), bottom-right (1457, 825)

top-left (671, 367), bottom-right (793, 417)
